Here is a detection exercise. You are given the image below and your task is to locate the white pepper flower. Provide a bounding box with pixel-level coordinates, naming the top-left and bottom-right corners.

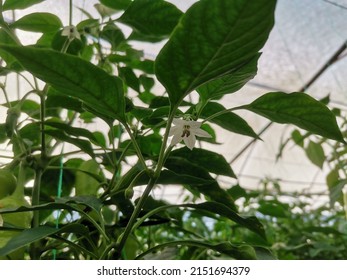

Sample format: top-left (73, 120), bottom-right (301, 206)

top-left (169, 118), bottom-right (211, 150)
top-left (62, 25), bottom-right (81, 41)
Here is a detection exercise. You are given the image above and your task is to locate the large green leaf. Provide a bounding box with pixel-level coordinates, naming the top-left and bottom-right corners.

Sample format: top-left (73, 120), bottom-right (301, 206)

top-left (45, 120), bottom-right (100, 146)
top-left (242, 92), bottom-right (345, 143)
top-left (170, 147), bottom-right (236, 178)
top-left (133, 201), bottom-right (266, 240)
top-left (164, 157), bottom-right (236, 210)
top-left (118, 0), bottom-right (182, 38)
top-left (197, 54), bottom-right (260, 101)
top-left (200, 102), bottom-right (259, 139)
top-left (155, 0), bottom-right (276, 105)
top-left (11, 13), bottom-right (62, 33)
top-left (0, 45), bottom-right (125, 122)
top-left (2, 0), bottom-right (45, 10)
top-left (0, 224), bottom-right (88, 257)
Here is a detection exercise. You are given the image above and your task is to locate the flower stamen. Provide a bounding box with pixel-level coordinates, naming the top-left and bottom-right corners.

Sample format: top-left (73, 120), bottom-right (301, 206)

top-left (181, 125), bottom-right (191, 138)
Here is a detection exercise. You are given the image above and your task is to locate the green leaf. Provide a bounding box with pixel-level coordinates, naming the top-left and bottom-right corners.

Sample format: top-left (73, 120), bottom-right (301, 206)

top-left (291, 129), bottom-right (305, 147)
top-left (328, 179), bottom-right (346, 208)
top-left (137, 240), bottom-right (257, 260)
top-left (0, 123), bottom-right (7, 143)
top-left (134, 201), bottom-right (266, 240)
top-left (119, 66), bottom-right (140, 92)
top-left (45, 120), bottom-right (100, 146)
top-left (100, 0), bottom-right (132, 10)
top-left (0, 30), bottom-right (21, 68)
top-left (243, 92), bottom-right (345, 143)
top-left (257, 201), bottom-right (289, 218)
top-left (100, 23), bottom-right (126, 50)
top-left (139, 75), bottom-right (155, 91)
top-left (0, 45), bottom-right (125, 122)
top-left (200, 102), bottom-right (259, 139)
top-left (164, 157), bottom-right (236, 210)
top-left (0, 224), bottom-right (88, 257)
top-left (2, 0), bottom-right (45, 10)
top-left (46, 89), bottom-right (84, 115)
top-left (305, 140), bottom-right (325, 169)
top-left (197, 54), bottom-right (260, 100)
top-left (170, 147), bottom-right (236, 178)
top-left (11, 13), bottom-right (62, 33)
top-left (155, 0), bottom-right (276, 105)
top-left (44, 129), bottom-right (94, 157)
top-left (197, 202), bottom-right (265, 239)
top-left (75, 160), bottom-right (104, 196)
top-left (156, 170), bottom-right (213, 185)
top-left (137, 134), bottom-right (162, 156)
top-left (57, 196), bottom-right (103, 214)
top-left (18, 122), bottom-right (41, 147)
top-left (118, 0), bottom-right (182, 37)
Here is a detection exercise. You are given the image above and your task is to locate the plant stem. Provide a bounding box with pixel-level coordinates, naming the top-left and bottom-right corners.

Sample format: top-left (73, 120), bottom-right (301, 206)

top-left (122, 123), bottom-right (149, 173)
top-left (154, 105), bottom-right (178, 177)
top-left (115, 176), bottom-right (157, 258)
top-left (39, 90), bottom-right (47, 159)
top-left (30, 168), bottom-right (43, 259)
top-left (69, 0), bottom-right (73, 26)
top-left (114, 106), bottom-right (179, 258)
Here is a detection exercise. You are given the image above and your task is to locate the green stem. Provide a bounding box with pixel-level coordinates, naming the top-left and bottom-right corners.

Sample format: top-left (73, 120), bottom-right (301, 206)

top-left (30, 168), bottom-right (43, 259)
top-left (154, 105), bottom-right (178, 177)
top-left (115, 106), bottom-right (179, 258)
top-left (69, 0), bottom-right (73, 26)
top-left (39, 90), bottom-right (47, 159)
top-left (122, 123), bottom-right (149, 172)
top-left (115, 176), bottom-right (157, 259)
top-left (31, 169), bottom-right (43, 227)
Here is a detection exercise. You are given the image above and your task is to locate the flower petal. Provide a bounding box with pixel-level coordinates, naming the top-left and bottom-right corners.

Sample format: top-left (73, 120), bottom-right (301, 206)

top-left (172, 118), bottom-right (185, 126)
top-left (193, 128), bottom-right (212, 138)
top-left (188, 120), bottom-right (202, 129)
top-left (184, 134), bottom-right (196, 150)
top-left (62, 26), bottom-right (80, 40)
top-left (170, 132), bottom-right (183, 147)
top-left (169, 125), bottom-right (180, 136)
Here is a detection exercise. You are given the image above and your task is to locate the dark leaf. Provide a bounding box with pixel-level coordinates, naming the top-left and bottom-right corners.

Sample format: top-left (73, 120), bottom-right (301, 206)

top-left (243, 92), bottom-right (345, 143)
top-left (0, 45), bottom-right (125, 122)
top-left (170, 147), bottom-right (236, 178)
top-left (118, 0), bottom-right (182, 37)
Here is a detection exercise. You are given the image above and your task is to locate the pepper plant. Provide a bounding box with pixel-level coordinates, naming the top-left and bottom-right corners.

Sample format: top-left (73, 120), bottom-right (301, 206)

top-left (0, 0), bottom-right (345, 260)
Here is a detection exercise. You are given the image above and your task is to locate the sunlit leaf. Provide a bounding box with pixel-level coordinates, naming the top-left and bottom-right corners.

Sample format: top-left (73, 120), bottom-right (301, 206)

top-left (2, 0), bottom-right (45, 10)
top-left (200, 102), bottom-right (259, 139)
top-left (305, 141), bottom-right (325, 169)
top-left (11, 13), bottom-right (62, 33)
top-left (243, 92), bottom-right (345, 143)
top-left (155, 0), bottom-right (276, 105)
